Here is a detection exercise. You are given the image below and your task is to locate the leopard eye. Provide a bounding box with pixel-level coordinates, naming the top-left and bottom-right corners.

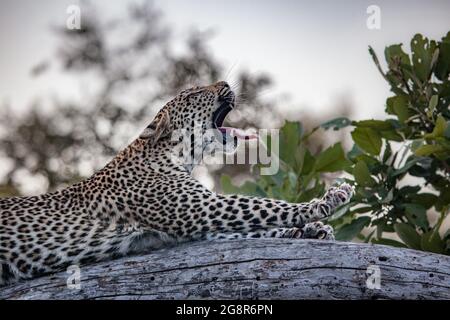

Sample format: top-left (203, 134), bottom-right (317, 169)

top-left (185, 90), bottom-right (204, 100)
top-left (180, 89), bottom-right (193, 96)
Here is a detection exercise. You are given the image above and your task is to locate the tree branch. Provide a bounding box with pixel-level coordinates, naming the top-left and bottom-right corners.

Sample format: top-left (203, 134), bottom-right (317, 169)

top-left (1, 239), bottom-right (449, 300)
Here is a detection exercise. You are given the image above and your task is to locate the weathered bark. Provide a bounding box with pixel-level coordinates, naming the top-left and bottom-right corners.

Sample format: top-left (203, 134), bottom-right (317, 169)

top-left (0, 239), bottom-right (449, 300)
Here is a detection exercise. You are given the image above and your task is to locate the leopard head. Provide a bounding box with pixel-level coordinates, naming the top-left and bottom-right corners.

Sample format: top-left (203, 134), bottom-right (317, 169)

top-left (140, 81), bottom-right (256, 167)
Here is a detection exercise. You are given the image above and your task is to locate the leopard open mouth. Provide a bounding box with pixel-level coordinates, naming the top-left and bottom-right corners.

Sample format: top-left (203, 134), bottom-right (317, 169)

top-left (212, 92), bottom-right (257, 144)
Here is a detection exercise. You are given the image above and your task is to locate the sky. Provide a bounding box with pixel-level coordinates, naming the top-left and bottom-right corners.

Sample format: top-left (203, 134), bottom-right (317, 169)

top-left (0, 0), bottom-right (449, 121)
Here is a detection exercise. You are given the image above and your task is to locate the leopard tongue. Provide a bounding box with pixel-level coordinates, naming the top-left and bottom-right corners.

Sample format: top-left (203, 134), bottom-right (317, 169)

top-left (218, 127), bottom-right (258, 140)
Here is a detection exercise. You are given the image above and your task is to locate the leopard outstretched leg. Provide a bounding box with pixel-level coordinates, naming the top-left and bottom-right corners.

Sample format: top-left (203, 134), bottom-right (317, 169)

top-left (163, 182), bottom-right (354, 241)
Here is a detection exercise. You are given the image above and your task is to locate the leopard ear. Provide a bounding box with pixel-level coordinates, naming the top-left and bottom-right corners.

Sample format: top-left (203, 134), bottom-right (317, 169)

top-left (139, 110), bottom-right (172, 146)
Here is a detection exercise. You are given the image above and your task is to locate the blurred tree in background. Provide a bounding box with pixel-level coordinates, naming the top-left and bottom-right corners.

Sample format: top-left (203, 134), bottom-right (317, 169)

top-left (0, 2), bottom-right (351, 196)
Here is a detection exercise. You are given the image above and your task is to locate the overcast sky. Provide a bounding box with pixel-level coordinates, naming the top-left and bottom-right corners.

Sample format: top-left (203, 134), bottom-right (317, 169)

top-left (1, 0), bottom-right (449, 120)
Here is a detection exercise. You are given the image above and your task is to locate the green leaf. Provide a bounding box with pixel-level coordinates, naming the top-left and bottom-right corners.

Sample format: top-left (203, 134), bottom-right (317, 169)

top-left (394, 223), bottom-right (422, 250)
top-left (385, 44), bottom-right (411, 68)
top-left (294, 147), bottom-right (306, 173)
top-left (279, 121), bottom-right (302, 168)
top-left (380, 130), bottom-right (403, 142)
top-left (421, 231), bottom-right (445, 254)
top-left (424, 115), bottom-right (448, 139)
top-left (392, 95), bottom-right (410, 123)
top-left (411, 139), bottom-right (424, 152)
top-left (314, 143), bottom-right (352, 172)
top-left (353, 160), bottom-right (376, 187)
top-left (295, 179), bottom-right (324, 202)
top-left (435, 31), bottom-right (450, 81)
top-left (411, 34), bottom-right (436, 82)
top-left (445, 123), bottom-right (450, 139)
top-left (347, 144), bottom-right (364, 161)
top-left (328, 201), bottom-right (354, 221)
top-left (427, 95), bottom-right (438, 118)
top-left (381, 189), bottom-right (394, 204)
top-left (414, 144), bottom-right (445, 156)
top-left (383, 142), bottom-right (392, 163)
top-left (353, 154), bottom-right (380, 168)
top-left (410, 193), bottom-right (438, 209)
top-left (335, 216), bottom-right (371, 241)
top-left (404, 203), bottom-right (429, 230)
top-left (351, 206), bottom-right (374, 214)
top-left (321, 117), bottom-right (352, 130)
top-left (398, 185), bottom-right (422, 196)
top-left (386, 96), bottom-right (396, 115)
top-left (355, 119), bottom-right (403, 142)
top-left (354, 119), bottom-right (394, 130)
top-left (351, 127), bottom-right (382, 155)
top-left (300, 149), bottom-right (316, 175)
top-left (392, 158), bottom-right (419, 177)
top-left (267, 170), bottom-right (285, 188)
top-left (287, 171), bottom-right (297, 190)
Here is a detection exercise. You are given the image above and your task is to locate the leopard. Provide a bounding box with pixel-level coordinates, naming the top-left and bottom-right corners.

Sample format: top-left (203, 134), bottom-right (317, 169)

top-left (0, 81), bottom-right (354, 287)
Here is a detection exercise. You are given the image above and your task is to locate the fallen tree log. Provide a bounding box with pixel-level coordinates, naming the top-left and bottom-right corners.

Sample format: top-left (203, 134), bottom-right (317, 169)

top-left (0, 239), bottom-right (449, 300)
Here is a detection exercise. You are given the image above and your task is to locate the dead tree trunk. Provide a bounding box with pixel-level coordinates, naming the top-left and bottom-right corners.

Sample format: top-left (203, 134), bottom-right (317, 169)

top-left (0, 239), bottom-right (449, 300)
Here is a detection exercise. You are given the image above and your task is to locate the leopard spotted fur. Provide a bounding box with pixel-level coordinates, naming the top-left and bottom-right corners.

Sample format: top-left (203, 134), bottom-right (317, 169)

top-left (0, 81), bottom-right (353, 286)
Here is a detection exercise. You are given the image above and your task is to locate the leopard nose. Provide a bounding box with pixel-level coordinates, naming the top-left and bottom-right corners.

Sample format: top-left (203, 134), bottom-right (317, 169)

top-left (215, 81), bottom-right (232, 97)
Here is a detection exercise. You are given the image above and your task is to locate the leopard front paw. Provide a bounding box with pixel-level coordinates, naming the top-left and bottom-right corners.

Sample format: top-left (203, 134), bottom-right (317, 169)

top-left (322, 183), bottom-right (354, 208)
top-left (280, 227), bottom-right (303, 239)
top-left (301, 221), bottom-right (335, 240)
